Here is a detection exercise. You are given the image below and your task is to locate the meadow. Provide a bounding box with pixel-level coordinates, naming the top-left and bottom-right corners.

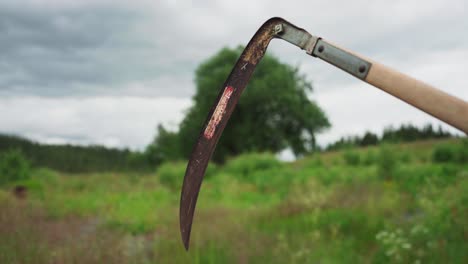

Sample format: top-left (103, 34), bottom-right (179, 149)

top-left (0, 138), bottom-right (467, 263)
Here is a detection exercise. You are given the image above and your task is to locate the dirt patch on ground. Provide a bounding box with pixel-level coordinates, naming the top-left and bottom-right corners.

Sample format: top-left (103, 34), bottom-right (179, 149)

top-left (0, 198), bottom-right (129, 264)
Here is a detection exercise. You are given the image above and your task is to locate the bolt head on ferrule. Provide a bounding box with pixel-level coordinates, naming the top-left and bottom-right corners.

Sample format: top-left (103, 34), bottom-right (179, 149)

top-left (274, 24), bottom-right (283, 35)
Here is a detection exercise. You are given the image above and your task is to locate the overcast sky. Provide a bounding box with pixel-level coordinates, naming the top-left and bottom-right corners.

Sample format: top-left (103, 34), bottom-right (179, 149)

top-left (1, 0), bottom-right (467, 151)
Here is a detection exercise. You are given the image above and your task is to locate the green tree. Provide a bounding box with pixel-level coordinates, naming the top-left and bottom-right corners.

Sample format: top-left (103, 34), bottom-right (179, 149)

top-left (145, 125), bottom-right (181, 165)
top-left (360, 131), bottom-right (379, 146)
top-left (377, 144), bottom-right (397, 181)
top-left (0, 134), bottom-right (150, 173)
top-left (0, 149), bottom-right (30, 186)
top-left (178, 46), bottom-right (330, 162)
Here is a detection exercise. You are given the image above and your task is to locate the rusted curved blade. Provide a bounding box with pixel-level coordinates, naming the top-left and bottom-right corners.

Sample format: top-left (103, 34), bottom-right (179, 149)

top-left (179, 17), bottom-right (313, 250)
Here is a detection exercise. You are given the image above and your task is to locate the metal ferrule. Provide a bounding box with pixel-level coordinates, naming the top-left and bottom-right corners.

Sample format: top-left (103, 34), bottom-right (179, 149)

top-left (274, 23), bottom-right (318, 55)
top-left (274, 23), bottom-right (371, 80)
top-left (312, 39), bottom-right (371, 80)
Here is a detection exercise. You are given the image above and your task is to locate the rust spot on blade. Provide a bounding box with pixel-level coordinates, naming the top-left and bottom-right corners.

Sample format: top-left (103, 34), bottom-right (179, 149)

top-left (203, 86), bottom-right (234, 139)
top-left (242, 30), bottom-right (274, 64)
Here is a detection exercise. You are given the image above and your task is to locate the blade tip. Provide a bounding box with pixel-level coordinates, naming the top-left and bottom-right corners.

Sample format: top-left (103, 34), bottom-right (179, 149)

top-left (180, 221), bottom-right (191, 251)
top-left (181, 231), bottom-right (190, 251)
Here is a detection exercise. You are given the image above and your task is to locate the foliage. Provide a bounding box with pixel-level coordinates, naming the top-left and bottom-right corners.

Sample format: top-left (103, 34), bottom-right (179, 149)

top-left (342, 150), bottom-right (361, 166)
top-left (0, 149), bottom-right (30, 186)
top-left (377, 145), bottom-right (398, 181)
top-left (432, 139), bottom-right (468, 163)
top-left (156, 161), bottom-right (187, 190)
top-left (382, 123), bottom-right (452, 143)
top-left (145, 125), bottom-right (181, 165)
top-left (360, 131), bottom-right (379, 146)
top-left (459, 139), bottom-right (468, 163)
top-left (432, 144), bottom-right (457, 162)
top-left (326, 123), bottom-right (455, 151)
top-left (362, 149), bottom-right (378, 165)
top-left (224, 152), bottom-right (283, 179)
top-left (391, 164), bottom-right (457, 195)
top-left (224, 152), bottom-right (295, 194)
top-left (0, 134), bottom-right (151, 173)
top-left (177, 46), bottom-right (330, 162)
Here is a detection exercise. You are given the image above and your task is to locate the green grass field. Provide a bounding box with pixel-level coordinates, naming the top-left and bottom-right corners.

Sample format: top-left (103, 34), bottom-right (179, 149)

top-left (0, 139), bottom-right (467, 263)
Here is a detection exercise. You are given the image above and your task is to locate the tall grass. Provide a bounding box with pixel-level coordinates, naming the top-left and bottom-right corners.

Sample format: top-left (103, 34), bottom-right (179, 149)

top-left (0, 139), bottom-right (466, 263)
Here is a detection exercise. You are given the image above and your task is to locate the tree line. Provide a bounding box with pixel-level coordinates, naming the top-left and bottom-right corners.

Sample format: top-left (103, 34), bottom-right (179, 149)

top-left (0, 134), bottom-right (151, 173)
top-left (0, 122), bottom-right (457, 173)
top-left (325, 123), bottom-right (456, 151)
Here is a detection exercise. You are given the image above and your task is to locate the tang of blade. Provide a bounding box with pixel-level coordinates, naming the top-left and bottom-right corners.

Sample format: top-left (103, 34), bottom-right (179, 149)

top-left (179, 17), bottom-right (315, 250)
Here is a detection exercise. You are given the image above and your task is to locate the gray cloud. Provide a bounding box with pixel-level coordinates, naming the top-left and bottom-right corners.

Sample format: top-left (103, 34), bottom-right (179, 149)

top-left (0, 2), bottom-right (199, 97)
top-left (2, 0), bottom-right (465, 97)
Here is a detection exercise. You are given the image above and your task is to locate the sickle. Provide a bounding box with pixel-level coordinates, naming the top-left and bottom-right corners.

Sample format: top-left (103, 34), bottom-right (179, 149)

top-left (179, 17), bottom-right (468, 250)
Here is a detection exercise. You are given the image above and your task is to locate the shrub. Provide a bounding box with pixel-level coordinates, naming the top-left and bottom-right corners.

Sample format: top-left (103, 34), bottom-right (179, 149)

top-left (342, 150), bottom-right (360, 166)
top-left (311, 157), bottom-right (323, 167)
top-left (224, 152), bottom-right (283, 180)
top-left (377, 145), bottom-right (398, 181)
top-left (157, 161), bottom-right (187, 189)
top-left (249, 167), bottom-right (295, 195)
top-left (224, 153), bottom-right (293, 193)
top-left (0, 149), bottom-right (31, 186)
top-left (33, 168), bottom-right (59, 186)
top-left (394, 164), bottom-right (458, 195)
top-left (458, 139), bottom-right (468, 163)
top-left (363, 150), bottom-right (377, 165)
top-left (432, 140), bottom-right (468, 164)
top-left (432, 144), bottom-right (457, 163)
top-left (302, 156), bottom-right (323, 168)
top-left (399, 151), bottom-right (412, 163)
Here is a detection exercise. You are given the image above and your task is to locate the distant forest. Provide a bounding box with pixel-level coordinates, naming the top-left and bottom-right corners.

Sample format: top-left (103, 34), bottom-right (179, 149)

top-left (0, 123), bottom-right (460, 173)
top-left (0, 134), bottom-right (150, 173)
top-left (325, 123), bottom-right (457, 151)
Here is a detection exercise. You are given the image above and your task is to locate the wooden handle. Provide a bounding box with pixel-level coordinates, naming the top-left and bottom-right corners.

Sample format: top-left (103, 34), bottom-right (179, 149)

top-left (312, 39), bottom-right (468, 134)
top-left (365, 62), bottom-right (468, 133)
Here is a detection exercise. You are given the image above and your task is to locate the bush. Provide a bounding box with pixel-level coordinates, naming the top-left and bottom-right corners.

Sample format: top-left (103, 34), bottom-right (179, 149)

top-left (393, 164), bottom-right (458, 194)
top-left (432, 144), bottom-right (457, 163)
top-left (458, 139), bottom-right (468, 163)
top-left (157, 161), bottom-right (186, 189)
top-left (224, 152), bottom-right (283, 180)
top-left (0, 149), bottom-right (31, 186)
top-left (377, 145), bottom-right (398, 181)
top-left (248, 167), bottom-right (295, 195)
top-left (362, 150), bottom-right (377, 165)
top-left (342, 150), bottom-right (360, 166)
top-left (311, 157), bottom-right (323, 167)
top-left (399, 151), bottom-right (412, 163)
top-left (458, 138), bottom-right (468, 163)
top-left (432, 140), bottom-right (468, 164)
top-left (33, 168), bottom-right (59, 186)
top-left (224, 153), bottom-right (294, 194)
